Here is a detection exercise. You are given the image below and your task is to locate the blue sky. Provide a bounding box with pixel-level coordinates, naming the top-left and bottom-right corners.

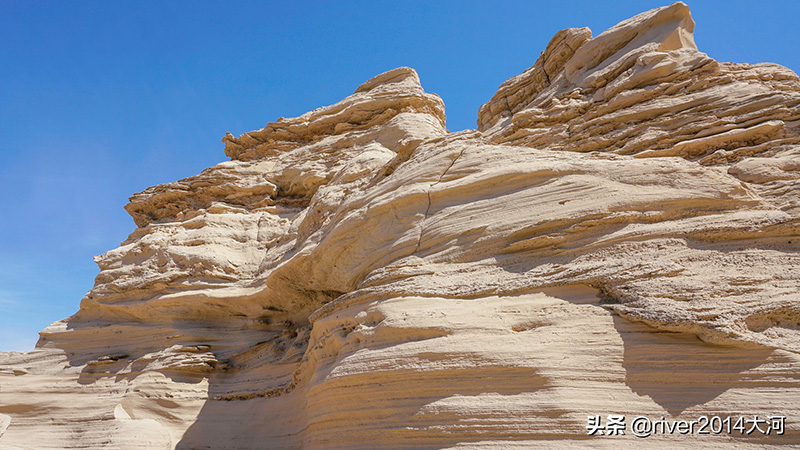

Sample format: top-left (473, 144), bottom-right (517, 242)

top-left (1, 1), bottom-right (798, 351)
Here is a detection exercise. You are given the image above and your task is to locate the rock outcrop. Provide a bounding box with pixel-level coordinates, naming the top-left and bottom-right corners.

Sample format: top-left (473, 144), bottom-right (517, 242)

top-left (2, 3), bottom-right (799, 449)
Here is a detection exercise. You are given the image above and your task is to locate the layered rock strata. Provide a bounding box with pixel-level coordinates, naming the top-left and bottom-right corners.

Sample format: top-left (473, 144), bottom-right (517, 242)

top-left (2, 3), bottom-right (799, 449)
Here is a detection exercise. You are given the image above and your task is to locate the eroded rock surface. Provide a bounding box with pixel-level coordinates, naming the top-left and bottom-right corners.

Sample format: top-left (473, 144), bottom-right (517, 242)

top-left (2, 3), bottom-right (799, 449)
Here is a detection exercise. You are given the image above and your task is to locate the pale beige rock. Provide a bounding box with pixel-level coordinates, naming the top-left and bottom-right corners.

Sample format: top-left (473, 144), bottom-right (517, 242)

top-left (2, 3), bottom-right (799, 449)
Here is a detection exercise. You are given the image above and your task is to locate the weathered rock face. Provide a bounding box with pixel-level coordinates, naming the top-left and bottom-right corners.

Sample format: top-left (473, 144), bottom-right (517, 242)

top-left (1, 3), bottom-right (799, 448)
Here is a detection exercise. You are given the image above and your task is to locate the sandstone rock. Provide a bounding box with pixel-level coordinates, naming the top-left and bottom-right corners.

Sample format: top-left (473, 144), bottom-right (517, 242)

top-left (2, 3), bottom-right (799, 448)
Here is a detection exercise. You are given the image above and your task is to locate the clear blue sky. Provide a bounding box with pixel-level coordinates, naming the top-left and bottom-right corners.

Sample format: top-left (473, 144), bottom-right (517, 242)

top-left (1, 1), bottom-right (798, 351)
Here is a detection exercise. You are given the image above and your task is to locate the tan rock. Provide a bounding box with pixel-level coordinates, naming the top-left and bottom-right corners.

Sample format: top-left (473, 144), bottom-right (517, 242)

top-left (2, 3), bottom-right (799, 448)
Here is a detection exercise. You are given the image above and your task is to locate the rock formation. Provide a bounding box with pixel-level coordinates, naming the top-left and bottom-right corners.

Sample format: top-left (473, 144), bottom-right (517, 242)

top-left (1, 3), bottom-right (799, 448)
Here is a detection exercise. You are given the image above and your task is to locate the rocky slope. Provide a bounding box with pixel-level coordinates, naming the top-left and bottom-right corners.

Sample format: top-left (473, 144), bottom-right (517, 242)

top-left (2, 3), bottom-right (799, 448)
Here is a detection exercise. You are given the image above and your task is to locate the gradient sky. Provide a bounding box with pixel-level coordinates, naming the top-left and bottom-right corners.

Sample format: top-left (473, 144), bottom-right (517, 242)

top-left (1, 1), bottom-right (798, 351)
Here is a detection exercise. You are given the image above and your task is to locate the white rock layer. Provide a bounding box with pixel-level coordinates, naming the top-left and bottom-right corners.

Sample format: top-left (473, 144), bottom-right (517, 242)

top-left (2, 3), bottom-right (799, 449)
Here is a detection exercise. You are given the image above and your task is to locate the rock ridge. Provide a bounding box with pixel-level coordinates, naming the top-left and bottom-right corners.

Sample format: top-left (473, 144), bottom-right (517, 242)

top-left (221, 66), bottom-right (446, 161)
